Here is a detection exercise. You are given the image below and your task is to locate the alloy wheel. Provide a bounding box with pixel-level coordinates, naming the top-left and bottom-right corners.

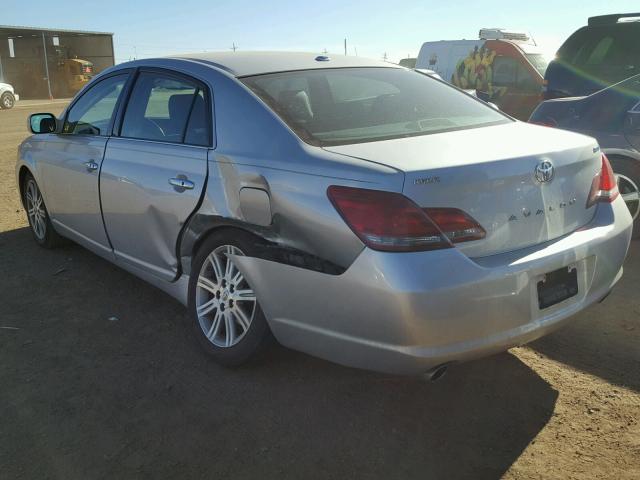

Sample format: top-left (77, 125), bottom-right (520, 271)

top-left (618, 173), bottom-right (640, 220)
top-left (2, 95), bottom-right (13, 109)
top-left (195, 245), bottom-right (257, 348)
top-left (25, 179), bottom-right (47, 240)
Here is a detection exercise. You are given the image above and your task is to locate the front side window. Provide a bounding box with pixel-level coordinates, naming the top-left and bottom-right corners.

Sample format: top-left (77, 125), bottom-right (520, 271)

top-left (242, 67), bottom-right (508, 146)
top-left (121, 72), bottom-right (209, 145)
top-left (525, 53), bottom-right (548, 76)
top-left (63, 74), bottom-right (128, 135)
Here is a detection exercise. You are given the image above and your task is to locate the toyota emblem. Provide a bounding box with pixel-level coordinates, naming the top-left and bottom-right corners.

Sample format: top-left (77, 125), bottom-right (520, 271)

top-left (535, 160), bottom-right (554, 183)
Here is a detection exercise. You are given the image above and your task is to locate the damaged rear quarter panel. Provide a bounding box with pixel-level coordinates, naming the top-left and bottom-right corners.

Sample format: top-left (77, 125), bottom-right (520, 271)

top-left (178, 67), bottom-right (404, 275)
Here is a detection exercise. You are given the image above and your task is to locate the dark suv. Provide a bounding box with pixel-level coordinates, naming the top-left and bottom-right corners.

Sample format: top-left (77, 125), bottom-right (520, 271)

top-left (530, 74), bottom-right (640, 236)
top-left (544, 13), bottom-right (640, 100)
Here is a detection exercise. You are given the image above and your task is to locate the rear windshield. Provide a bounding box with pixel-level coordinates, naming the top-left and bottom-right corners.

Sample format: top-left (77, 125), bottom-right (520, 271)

top-left (241, 67), bottom-right (509, 146)
top-left (558, 24), bottom-right (640, 71)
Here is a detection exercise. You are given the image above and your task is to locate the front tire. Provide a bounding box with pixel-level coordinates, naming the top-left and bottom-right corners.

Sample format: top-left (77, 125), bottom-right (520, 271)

top-left (1, 92), bottom-right (15, 109)
top-left (609, 157), bottom-right (640, 238)
top-left (188, 230), bottom-right (272, 366)
top-left (22, 174), bottom-right (64, 248)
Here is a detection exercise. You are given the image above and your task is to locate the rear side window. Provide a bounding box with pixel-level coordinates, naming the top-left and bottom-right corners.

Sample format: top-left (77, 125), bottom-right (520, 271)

top-left (63, 74), bottom-right (128, 135)
top-left (121, 72), bottom-right (210, 146)
top-left (242, 67), bottom-right (508, 146)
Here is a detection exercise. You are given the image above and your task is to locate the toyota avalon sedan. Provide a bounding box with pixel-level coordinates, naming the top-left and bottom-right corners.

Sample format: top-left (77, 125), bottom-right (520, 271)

top-left (17, 52), bottom-right (633, 376)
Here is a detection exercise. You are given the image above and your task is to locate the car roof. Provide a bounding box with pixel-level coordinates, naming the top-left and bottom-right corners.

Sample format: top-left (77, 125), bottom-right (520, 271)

top-left (169, 51), bottom-right (400, 77)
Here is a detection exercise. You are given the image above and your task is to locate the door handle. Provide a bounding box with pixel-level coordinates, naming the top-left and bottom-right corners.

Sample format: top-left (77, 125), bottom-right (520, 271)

top-left (83, 160), bottom-right (99, 171)
top-left (169, 177), bottom-right (195, 190)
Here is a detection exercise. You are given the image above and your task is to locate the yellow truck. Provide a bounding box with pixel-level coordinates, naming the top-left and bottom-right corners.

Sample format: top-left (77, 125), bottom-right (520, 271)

top-left (53, 57), bottom-right (94, 97)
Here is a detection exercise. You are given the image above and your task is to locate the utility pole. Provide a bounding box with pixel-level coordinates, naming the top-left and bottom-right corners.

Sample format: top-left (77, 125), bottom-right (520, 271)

top-left (344, 38), bottom-right (347, 56)
top-left (383, 52), bottom-right (388, 62)
top-left (231, 42), bottom-right (237, 52)
top-left (41, 32), bottom-right (53, 100)
top-left (354, 46), bottom-right (358, 56)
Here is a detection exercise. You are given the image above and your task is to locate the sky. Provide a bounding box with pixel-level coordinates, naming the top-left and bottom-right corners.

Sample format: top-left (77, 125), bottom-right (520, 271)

top-left (4, 1), bottom-right (640, 63)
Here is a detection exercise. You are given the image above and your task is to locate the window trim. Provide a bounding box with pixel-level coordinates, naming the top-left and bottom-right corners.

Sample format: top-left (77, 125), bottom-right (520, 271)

top-left (60, 69), bottom-right (134, 137)
top-left (114, 67), bottom-right (214, 148)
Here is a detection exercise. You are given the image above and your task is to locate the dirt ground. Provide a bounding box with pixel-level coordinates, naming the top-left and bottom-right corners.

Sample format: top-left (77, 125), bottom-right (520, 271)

top-left (1, 101), bottom-right (639, 480)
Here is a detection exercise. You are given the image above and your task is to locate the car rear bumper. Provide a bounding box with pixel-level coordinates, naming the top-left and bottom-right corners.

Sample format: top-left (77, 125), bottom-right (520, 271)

top-left (233, 197), bottom-right (633, 375)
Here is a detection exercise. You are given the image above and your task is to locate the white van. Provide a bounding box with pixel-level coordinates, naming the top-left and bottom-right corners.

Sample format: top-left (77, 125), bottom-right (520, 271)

top-left (416, 29), bottom-right (548, 119)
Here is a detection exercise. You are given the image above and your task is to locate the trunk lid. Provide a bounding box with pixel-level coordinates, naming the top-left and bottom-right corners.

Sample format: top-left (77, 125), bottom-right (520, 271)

top-left (323, 122), bottom-right (601, 257)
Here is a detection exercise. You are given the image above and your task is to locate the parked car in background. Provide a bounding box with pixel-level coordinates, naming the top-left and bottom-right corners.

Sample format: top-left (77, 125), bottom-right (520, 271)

top-left (530, 74), bottom-right (640, 236)
top-left (399, 57), bottom-right (417, 69)
top-left (544, 13), bottom-right (640, 100)
top-left (416, 28), bottom-right (547, 120)
top-left (0, 82), bottom-right (19, 109)
top-left (17, 52), bottom-right (632, 376)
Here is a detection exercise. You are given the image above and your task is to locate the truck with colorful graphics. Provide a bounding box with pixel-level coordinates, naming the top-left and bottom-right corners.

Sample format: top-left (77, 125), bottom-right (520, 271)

top-left (416, 29), bottom-right (548, 120)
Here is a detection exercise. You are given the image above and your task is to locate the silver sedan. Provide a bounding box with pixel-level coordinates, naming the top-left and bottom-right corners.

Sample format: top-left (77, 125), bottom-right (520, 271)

top-left (17, 52), bottom-right (633, 376)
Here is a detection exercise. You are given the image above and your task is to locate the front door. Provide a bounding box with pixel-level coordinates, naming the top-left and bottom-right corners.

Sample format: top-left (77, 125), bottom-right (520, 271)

top-left (39, 73), bottom-right (129, 254)
top-left (100, 70), bottom-right (211, 281)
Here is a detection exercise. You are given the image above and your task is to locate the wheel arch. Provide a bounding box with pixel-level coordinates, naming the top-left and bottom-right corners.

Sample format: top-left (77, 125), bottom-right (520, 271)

top-left (180, 217), bottom-right (274, 277)
top-left (17, 165), bottom-right (35, 208)
top-left (602, 148), bottom-right (640, 164)
top-left (179, 215), bottom-right (346, 279)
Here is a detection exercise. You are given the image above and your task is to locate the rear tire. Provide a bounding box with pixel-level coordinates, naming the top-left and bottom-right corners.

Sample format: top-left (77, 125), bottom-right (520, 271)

top-left (188, 230), bottom-right (272, 367)
top-left (1, 92), bottom-right (15, 109)
top-left (609, 157), bottom-right (640, 238)
top-left (22, 173), bottom-right (65, 248)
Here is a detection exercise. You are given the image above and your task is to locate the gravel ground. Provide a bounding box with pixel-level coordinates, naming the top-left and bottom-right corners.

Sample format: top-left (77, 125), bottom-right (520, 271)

top-left (0, 102), bottom-right (638, 479)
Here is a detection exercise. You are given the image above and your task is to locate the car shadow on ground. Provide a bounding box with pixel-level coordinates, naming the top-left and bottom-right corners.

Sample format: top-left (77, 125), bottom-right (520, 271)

top-left (1, 227), bottom-right (557, 479)
top-left (531, 240), bottom-right (640, 392)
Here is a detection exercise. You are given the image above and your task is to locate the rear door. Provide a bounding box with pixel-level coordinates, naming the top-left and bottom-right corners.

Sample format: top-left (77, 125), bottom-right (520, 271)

top-left (100, 69), bottom-right (211, 281)
top-left (39, 72), bottom-right (130, 255)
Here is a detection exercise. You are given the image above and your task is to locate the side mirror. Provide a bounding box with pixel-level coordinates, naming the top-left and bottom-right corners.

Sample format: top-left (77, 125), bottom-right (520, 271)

top-left (29, 113), bottom-right (57, 134)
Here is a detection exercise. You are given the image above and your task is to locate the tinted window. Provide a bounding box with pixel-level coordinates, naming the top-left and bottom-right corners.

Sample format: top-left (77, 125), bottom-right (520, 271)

top-left (492, 57), bottom-right (518, 86)
top-left (184, 90), bottom-right (209, 146)
top-left (63, 74), bottom-right (127, 135)
top-left (242, 68), bottom-right (508, 146)
top-left (121, 72), bottom-right (209, 145)
top-left (558, 24), bottom-right (640, 74)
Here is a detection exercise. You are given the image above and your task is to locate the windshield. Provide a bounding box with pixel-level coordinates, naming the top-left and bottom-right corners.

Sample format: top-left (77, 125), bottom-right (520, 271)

top-left (525, 54), bottom-right (548, 76)
top-left (241, 67), bottom-right (509, 146)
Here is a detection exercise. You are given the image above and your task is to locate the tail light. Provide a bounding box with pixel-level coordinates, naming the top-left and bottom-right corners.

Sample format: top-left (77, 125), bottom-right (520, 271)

top-left (423, 208), bottom-right (486, 243)
top-left (587, 154), bottom-right (619, 207)
top-left (327, 186), bottom-right (485, 252)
